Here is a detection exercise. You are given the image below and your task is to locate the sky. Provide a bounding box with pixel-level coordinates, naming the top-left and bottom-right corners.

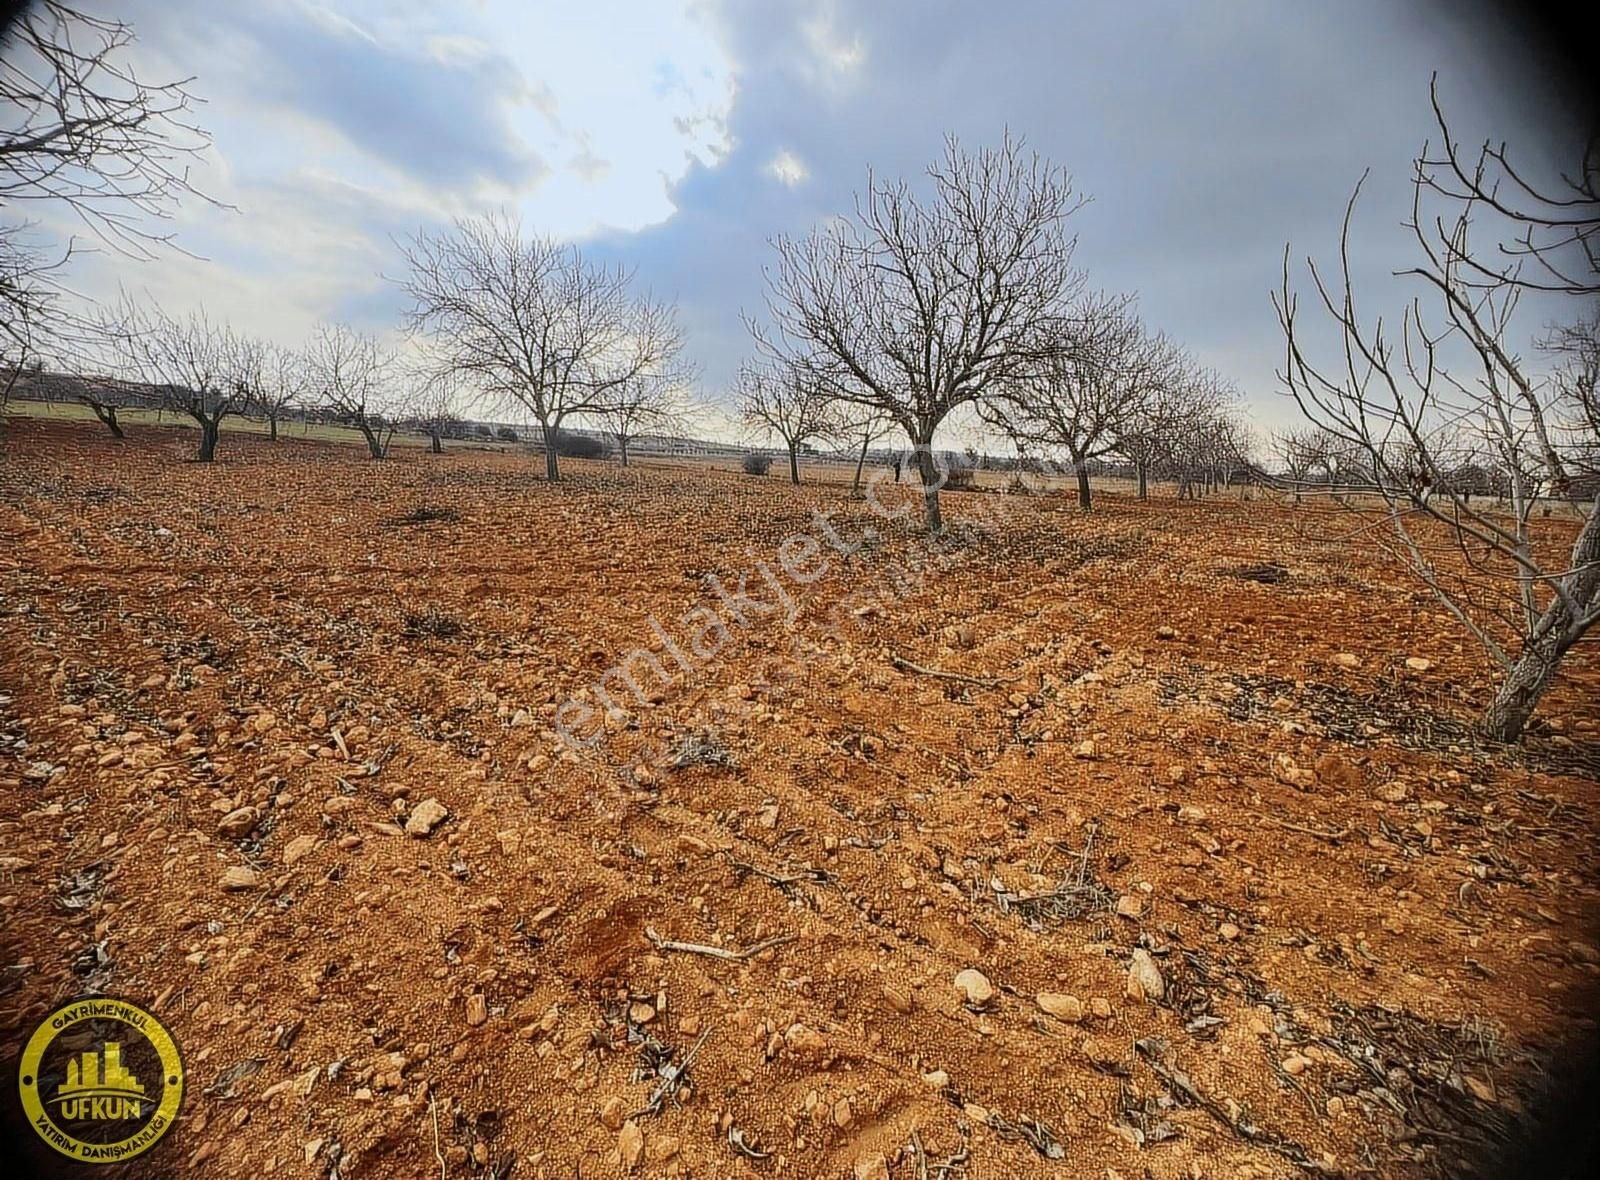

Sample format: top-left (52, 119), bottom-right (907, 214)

top-left (13, 0), bottom-right (1590, 445)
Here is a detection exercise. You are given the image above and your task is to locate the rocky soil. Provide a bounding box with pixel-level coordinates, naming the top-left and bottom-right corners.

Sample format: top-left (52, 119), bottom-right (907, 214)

top-left (1, 418), bottom-right (1597, 1179)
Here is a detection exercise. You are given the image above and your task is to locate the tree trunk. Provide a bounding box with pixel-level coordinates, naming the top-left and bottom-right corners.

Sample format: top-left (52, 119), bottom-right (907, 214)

top-left (620, 437), bottom-right (631, 468)
top-left (893, 453), bottom-right (903, 483)
top-left (1136, 462), bottom-right (1148, 501)
top-left (89, 402), bottom-right (125, 439)
top-left (1073, 454), bottom-right (1092, 510)
top-left (542, 419), bottom-right (560, 481)
top-left (788, 444), bottom-right (800, 485)
top-left (1481, 506), bottom-right (1600, 740)
top-left (1481, 632), bottom-right (1568, 742)
top-left (196, 418), bottom-right (219, 462)
top-left (914, 446), bottom-right (944, 533)
top-left (268, 414), bottom-right (280, 442)
top-left (429, 428), bottom-right (442, 455)
top-left (358, 420), bottom-right (385, 459)
top-left (851, 432), bottom-right (870, 495)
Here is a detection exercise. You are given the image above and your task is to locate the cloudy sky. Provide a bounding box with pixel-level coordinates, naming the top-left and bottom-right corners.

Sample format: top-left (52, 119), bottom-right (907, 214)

top-left (27, 0), bottom-right (1587, 441)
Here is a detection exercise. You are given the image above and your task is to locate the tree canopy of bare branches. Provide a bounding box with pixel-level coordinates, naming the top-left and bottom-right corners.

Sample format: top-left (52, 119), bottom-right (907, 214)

top-left (398, 362), bottom-right (473, 455)
top-left (1276, 85), bottom-right (1600, 742)
top-left (1161, 372), bottom-right (1250, 499)
top-left (308, 323), bottom-right (393, 460)
top-left (754, 132), bottom-right (1086, 530)
top-left (1, 3), bottom-right (217, 367)
top-left (0, 2), bottom-right (214, 255)
top-left (734, 359), bottom-right (839, 484)
top-left (1416, 75), bottom-right (1597, 298)
top-left (397, 211), bottom-right (685, 480)
top-left (253, 341), bottom-right (309, 442)
top-left (0, 226), bottom-right (57, 407)
top-left (1541, 313), bottom-right (1600, 482)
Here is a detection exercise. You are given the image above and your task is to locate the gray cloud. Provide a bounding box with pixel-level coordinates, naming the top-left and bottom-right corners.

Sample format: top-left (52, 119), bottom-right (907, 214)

top-left (117, 0), bottom-right (546, 193)
top-left (595, 0), bottom-right (1583, 433)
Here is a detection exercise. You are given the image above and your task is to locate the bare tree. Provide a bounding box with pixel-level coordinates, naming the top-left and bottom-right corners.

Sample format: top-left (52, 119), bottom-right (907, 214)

top-left (596, 370), bottom-right (686, 468)
top-left (754, 133), bottom-right (1086, 531)
top-left (1272, 427), bottom-right (1337, 502)
top-left (397, 211), bottom-right (685, 480)
top-left (0, 3), bottom-right (214, 253)
top-left (101, 297), bottom-right (241, 461)
top-left (1541, 312), bottom-right (1600, 484)
top-left (0, 228), bottom-right (60, 411)
top-left (1114, 342), bottom-right (1191, 501)
top-left (984, 292), bottom-right (1156, 510)
top-left (1276, 91), bottom-right (1599, 742)
top-left (839, 408), bottom-right (898, 495)
top-left (1158, 371), bottom-right (1243, 500)
top-left (402, 364), bottom-right (472, 455)
top-left (21, 358), bottom-right (140, 440)
top-left (252, 342), bottom-right (309, 442)
top-left (735, 359), bottom-right (839, 484)
top-left (80, 379), bottom-right (128, 438)
top-left (308, 323), bottom-right (393, 459)
top-left (225, 329), bottom-right (265, 430)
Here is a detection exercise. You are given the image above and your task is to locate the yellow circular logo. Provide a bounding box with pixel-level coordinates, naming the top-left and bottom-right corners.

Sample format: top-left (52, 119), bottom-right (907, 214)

top-left (17, 997), bottom-right (184, 1163)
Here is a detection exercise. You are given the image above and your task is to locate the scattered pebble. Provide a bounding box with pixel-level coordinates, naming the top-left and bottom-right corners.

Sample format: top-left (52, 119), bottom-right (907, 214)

top-left (1127, 949), bottom-right (1165, 1002)
top-left (220, 866), bottom-right (259, 892)
top-left (953, 968), bottom-right (994, 1008)
top-left (216, 807), bottom-right (260, 838)
top-left (1035, 992), bottom-right (1084, 1022)
top-left (618, 1119), bottom-right (643, 1170)
top-left (404, 798), bottom-right (449, 837)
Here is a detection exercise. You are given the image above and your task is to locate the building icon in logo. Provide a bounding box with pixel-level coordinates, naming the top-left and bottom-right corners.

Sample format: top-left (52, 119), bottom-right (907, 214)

top-left (52, 1042), bottom-right (147, 1120)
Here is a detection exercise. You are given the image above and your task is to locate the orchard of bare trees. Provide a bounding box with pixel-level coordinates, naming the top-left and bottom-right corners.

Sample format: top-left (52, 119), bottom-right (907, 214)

top-left (2, 5), bottom-right (1595, 747)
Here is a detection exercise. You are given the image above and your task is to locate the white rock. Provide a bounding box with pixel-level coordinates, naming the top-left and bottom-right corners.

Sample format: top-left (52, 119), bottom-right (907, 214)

top-left (220, 866), bottom-right (259, 892)
top-left (953, 968), bottom-right (994, 1008)
top-left (404, 798), bottom-right (449, 837)
top-left (1127, 949), bottom-right (1165, 1002)
top-left (1035, 993), bottom-right (1084, 1022)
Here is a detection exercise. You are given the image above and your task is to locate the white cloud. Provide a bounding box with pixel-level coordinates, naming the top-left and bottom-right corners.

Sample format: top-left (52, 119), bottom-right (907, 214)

top-left (764, 149), bottom-right (808, 187)
top-left (801, 5), bottom-right (865, 89)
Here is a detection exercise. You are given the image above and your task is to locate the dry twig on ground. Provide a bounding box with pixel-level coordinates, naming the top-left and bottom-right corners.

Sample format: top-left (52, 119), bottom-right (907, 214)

top-left (644, 926), bottom-right (795, 960)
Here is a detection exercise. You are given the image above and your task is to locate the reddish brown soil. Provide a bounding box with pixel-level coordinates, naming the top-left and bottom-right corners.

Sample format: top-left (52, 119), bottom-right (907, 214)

top-left (1, 418), bottom-right (1597, 1179)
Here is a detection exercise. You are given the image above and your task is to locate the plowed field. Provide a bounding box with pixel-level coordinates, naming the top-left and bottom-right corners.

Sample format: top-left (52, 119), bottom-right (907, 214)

top-left (2, 418), bottom-right (1597, 1179)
